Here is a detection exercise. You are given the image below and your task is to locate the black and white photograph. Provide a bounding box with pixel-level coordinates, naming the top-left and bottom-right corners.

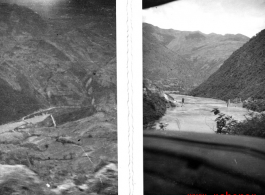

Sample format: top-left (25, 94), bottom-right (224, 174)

top-left (143, 0), bottom-right (265, 194)
top-left (0, 0), bottom-right (117, 194)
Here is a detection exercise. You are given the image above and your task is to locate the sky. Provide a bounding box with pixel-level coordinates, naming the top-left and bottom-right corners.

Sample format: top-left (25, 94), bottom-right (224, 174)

top-left (143, 0), bottom-right (265, 37)
top-left (0, 0), bottom-right (69, 18)
top-left (0, 0), bottom-right (95, 18)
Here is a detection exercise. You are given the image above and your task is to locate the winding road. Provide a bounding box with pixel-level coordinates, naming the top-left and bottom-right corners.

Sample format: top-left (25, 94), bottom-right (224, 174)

top-left (157, 94), bottom-right (249, 133)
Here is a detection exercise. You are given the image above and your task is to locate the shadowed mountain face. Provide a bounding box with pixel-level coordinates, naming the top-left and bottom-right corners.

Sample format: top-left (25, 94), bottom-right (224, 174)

top-left (0, 3), bottom-right (116, 124)
top-left (190, 29), bottom-right (265, 100)
top-left (143, 23), bottom-right (249, 93)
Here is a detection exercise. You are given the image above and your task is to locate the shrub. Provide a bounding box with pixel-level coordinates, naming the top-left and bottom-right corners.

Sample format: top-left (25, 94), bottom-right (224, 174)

top-left (143, 89), bottom-right (167, 127)
top-left (212, 109), bottom-right (265, 138)
top-left (213, 108), bottom-right (265, 138)
top-left (226, 113), bottom-right (265, 138)
top-left (211, 109), bottom-right (238, 134)
top-left (243, 99), bottom-right (265, 112)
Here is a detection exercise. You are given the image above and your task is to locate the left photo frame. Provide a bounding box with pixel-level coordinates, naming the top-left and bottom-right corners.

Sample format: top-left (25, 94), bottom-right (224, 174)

top-left (0, 0), bottom-right (117, 194)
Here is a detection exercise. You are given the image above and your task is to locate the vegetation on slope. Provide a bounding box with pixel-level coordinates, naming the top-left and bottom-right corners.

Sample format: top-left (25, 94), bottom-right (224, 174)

top-left (143, 23), bottom-right (248, 92)
top-left (190, 29), bottom-right (265, 100)
top-left (0, 3), bottom-right (117, 195)
top-left (214, 108), bottom-right (265, 139)
top-left (143, 80), bottom-right (167, 127)
top-left (243, 99), bottom-right (265, 112)
top-left (143, 23), bottom-right (194, 93)
top-left (0, 3), bottom-right (116, 124)
top-left (228, 114), bottom-right (265, 138)
top-left (143, 90), bottom-right (166, 126)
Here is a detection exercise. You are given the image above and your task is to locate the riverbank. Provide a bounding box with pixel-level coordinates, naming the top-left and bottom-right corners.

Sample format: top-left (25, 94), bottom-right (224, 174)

top-left (155, 94), bottom-right (249, 133)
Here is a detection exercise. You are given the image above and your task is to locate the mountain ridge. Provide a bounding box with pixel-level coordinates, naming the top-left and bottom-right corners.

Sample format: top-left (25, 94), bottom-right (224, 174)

top-left (143, 23), bottom-right (249, 92)
top-left (0, 3), bottom-right (116, 124)
top-left (190, 29), bottom-right (265, 100)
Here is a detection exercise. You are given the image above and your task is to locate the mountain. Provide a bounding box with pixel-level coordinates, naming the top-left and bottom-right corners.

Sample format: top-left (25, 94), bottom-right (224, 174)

top-left (0, 3), bottom-right (117, 195)
top-left (0, 3), bottom-right (116, 124)
top-left (143, 23), bottom-right (194, 92)
top-left (143, 23), bottom-right (249, 92)
top-left (190, 29), bottom-right (265, 100)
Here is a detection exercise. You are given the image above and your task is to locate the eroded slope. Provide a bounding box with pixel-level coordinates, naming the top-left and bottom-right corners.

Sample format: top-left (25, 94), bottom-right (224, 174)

top-left (0, 3), bottom-right (116, 124)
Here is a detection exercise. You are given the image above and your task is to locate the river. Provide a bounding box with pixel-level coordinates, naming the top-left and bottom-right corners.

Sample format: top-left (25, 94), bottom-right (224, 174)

top-left (156, 94), bottom-right (249, 133)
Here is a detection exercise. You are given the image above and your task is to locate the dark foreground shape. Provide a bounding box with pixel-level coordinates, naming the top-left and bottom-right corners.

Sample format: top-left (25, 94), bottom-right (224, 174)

top-left (144, 131), bottom-right (265, 194)
top-left (143, 0), bottom-right (178, 9)
top-left (143, 91), bottom-right (166, 126)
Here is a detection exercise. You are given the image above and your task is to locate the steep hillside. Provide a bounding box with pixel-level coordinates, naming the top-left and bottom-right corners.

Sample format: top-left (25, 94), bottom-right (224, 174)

top-left (0, 3), bottom-right (116, 124)
top-left (190, 29), bottom-right (265, 100)
top-left (143, 24), bottom-right (194, 93)
top-left (0, 2), bottom-right (117, 195)
top-left (143, 23), bottom-right (248, 92)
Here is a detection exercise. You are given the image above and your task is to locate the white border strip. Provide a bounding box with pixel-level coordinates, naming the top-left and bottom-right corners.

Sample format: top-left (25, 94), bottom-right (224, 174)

top-left (117, 0), bottom-right (143, 194)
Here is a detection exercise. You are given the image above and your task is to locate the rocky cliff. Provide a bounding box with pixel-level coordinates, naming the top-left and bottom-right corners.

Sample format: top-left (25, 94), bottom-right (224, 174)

top-left (0, 3), bottom-right (116, 124)
top-left (190, 29), bottom-right (265, 100)
top-left (143, 23), bottom-right (249, 92)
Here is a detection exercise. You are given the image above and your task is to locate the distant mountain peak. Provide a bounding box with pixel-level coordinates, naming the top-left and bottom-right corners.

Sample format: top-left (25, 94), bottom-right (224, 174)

top-left (143, 23), bottom-right (249, 93)
top-left (185, 32), bottom-right (206, 41)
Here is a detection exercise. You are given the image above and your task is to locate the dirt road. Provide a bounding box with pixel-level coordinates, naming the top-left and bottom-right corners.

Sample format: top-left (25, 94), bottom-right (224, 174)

top-left (157, 94), bottom-right (249, 133)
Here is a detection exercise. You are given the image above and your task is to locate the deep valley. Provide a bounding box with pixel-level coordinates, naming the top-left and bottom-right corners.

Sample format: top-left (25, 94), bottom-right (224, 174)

top-left (0, 2), bottom-right (117, 195)
top-left (143, 23), bottom-right (249, 93)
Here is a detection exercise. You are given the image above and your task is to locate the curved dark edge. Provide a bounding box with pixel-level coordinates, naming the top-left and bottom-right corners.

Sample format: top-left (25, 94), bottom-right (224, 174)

top-left (143, 0), bottom-right (179, 9)
top-left (144, 133), bottom-right (265, 160)
top-left (144, 147), bottom-right (265, 192)
top-left (144, 170), bottom-right (206, 194)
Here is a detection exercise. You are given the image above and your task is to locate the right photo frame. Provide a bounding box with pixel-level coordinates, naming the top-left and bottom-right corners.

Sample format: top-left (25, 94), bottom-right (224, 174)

top-left (142, 0), bottom-right (265, 194)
